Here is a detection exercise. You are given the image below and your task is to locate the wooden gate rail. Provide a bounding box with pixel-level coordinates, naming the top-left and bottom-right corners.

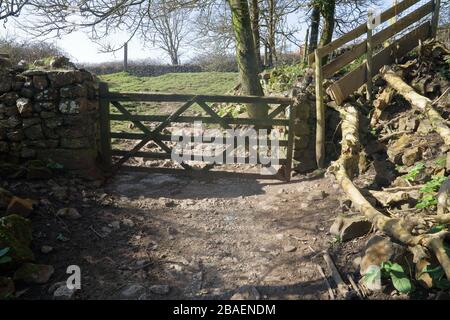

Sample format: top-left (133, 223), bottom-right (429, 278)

top-left (310, 0), bottom-right (440, 168)
top-left (98, 84), bottom-right (297, 181)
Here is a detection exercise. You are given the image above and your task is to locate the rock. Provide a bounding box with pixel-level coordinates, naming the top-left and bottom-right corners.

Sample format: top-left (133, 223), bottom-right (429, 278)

top-left (149, 284), bottom-right (170, 295)
top-left (6, 196), bottom-right (34, 217)
top-left (0, 187), bottom-right (13, 209)
top-left (0, 276), bottom-right (15, 299)
top-left (417, 119), bottom-right (433, 134)
top-left (387, 134), bottom-right (413, 164)
top-left (402, 147), bottom-right (422, 166)
top-left (53, 284), bottom-right (76, 300)
top-left (330, 216), bottom-right (372, 241)
top-left (360, 236), bottom-right (410, 275)
top-left (122, 218), bottom-right (134, 227)
top-left (16, 98), bottom-right (32, 117)
top-left (230, 286), bottom-right (261, 300)
top-left (300, 202), bottom-right (309, 209)
top-left (0, 214), bottom-right (34, 270)
top-left (121, 284), bottom-right (146, 298)
top-left (283, 245), bottom-right (297, 252)
top-left (352, 256), bottom-right (362, 269)
top-left (26, 166), bottom-right (52, 180)
top-left (101, 226), bottom-right (112, 234)
top-left (415, 259), bottom-right (434, 289)
top-left (110, 221), bottom-right (120, 230)
top-left (307, 190), bottom-right (327, 201)
top-left (329, 216), bottom-right (344, 236)
top-left (49, 56), bottom-right (72, 69)
top-left (23, 124), bottom-right (44, 140)
top-left (13, 263), bottom-right (54, 284)
top-left (56, 208), bottom-right (81, 219)
top-left (33, 75), bottom-right (48, 90)
top-left (41, 245), bottom-right (53, 254)
top-left (48, 281), bottom-right (67, 294)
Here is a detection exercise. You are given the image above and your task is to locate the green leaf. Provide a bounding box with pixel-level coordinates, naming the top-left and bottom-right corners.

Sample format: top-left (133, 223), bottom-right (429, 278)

top-left (390, 271), bottom-right (413, 294)
top-left (0, 247), bottom-right (10, 257)
top-left (0, 256), bottom-right (12, 264)
top-left (363, 266), bottom-right (381, 285)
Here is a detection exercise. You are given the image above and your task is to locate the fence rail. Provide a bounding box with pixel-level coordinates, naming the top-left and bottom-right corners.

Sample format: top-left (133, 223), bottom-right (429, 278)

top-left (98, 83), bottom-right (298, 181)
top-left (310, 0), bottom-right (440, 168)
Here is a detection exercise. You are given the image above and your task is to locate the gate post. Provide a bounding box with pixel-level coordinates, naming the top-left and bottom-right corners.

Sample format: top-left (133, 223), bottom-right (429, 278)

top-left (431, 0), bottom-right (441, 37)
top-left (314, 49), bottom-right (325, 169)
top-left (99, 82), bottom-right (112, 170)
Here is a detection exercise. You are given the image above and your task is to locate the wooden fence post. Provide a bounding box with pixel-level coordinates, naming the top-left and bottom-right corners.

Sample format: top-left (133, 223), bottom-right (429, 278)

top-left (314, 49), bottom-right (325, 169)
top-left (99, 82), bottom-right (112, 170)
top-left (366, 10), bottom-right (374, 103)
top-left (285, 90), bottom-right (298, 181)
top-left (431, 0), bottom-right (441, 37)
top-left (123, 42), bottom-right (128, 72)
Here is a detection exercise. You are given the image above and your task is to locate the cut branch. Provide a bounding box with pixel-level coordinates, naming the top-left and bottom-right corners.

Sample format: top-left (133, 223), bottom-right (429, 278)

top-left (328, 103), bottom-right (450, 278)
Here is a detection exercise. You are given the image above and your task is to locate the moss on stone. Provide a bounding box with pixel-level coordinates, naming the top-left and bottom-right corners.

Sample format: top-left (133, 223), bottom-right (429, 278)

top-left (0, 214), bottom-right (34, 270)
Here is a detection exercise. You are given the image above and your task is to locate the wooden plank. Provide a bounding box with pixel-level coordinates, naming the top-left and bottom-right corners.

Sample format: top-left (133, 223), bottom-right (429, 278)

top-left (112, 150), bottom-right (288, 165)
top-left (327, 22), bottom-right (431, 105)
top-left (195, 100), bottom-right (232, 129)
top-left (315, 49), bottom-right (325, 169)
top-left (321, 1), bottom-right (433, 78)
top-left (366, 11), bottom-right (374, 103)
top-left (109, 114), bottom-right (290, 126)
top-left (112, 150), bottom-right (171, 159)
top-left (285, 103), bottom-right (296, 181)
top-left (110, 132), bottom-right (289, 146)
top-left (104, 92), bottom-right (294, 105)
top-left (98, 82), bottom-right (112, 169)
top-left (268, 104), bottom-right (289, 119)
top-left (110, 99), bottom-right (194, 170)
top-left (309, 0), bottom-right (421, 64)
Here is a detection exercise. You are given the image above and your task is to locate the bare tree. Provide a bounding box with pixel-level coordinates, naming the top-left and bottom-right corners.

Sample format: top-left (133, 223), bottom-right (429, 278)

top-left (142, 3), bottom-right (190, 65)
top-left (195, 1), bottom-right (235, 53)
top-left (12, 0), bottom-right (201, 55)
top-left (0, 0), bottom-right (28, 20)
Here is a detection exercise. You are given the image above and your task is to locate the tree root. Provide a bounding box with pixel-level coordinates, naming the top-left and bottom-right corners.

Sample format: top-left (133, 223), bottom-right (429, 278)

top-left (328, 103), bottom-right (450, 279)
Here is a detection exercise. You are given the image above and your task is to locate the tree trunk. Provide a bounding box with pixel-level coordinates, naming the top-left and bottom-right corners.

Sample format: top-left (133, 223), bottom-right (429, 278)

top-left (267, 0), bottom-right (275, 67)
top-left (228, 0), bottom-right (268, 119)
top-left (319, 0), bottom-right (336, 65)
top-left (308, 2), bottom-right (320, 54)
top-left (250, 0), bottom-right (262, 71)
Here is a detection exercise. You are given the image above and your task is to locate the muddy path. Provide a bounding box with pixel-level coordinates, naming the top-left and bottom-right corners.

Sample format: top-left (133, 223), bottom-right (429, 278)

top-left (16, 168), bottom-right (344, 300)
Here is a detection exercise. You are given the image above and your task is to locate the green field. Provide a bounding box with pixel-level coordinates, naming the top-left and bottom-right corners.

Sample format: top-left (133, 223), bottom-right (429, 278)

top-left (100, 71), bottom-right (239, 95)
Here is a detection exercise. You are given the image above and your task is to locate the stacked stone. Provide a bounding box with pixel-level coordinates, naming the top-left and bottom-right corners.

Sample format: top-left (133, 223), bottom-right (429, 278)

top-left (293, 95), bottom-right (317, 172)
top-left (0, 67), bottom-right (100, 173)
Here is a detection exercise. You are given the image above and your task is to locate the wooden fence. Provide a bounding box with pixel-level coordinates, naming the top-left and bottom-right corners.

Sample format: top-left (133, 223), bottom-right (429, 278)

top-left (98, 83), bottom-right (298, 181)
top-left (310, 0), bottom-right (440, 168)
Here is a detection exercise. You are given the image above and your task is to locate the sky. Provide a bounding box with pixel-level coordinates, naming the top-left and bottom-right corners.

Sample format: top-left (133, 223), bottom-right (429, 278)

top-left (0, 0), bottom-right (409, 65)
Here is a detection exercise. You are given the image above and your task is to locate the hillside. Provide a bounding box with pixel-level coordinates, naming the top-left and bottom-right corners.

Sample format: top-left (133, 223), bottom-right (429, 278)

top-left (99, 71), bottom-right (239, 95)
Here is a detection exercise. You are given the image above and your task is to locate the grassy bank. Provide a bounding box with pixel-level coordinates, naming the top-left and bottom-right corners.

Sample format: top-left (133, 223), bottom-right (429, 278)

top-left (99, 71), bottom-right (239, 95)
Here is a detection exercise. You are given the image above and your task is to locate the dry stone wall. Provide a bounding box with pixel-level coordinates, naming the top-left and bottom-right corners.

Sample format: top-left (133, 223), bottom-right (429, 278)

top-left (0, 66), bottom-right (101, 176)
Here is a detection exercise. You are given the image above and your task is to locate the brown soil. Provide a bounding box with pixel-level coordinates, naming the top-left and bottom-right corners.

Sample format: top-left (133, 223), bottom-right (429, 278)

top-left (6, 165), bottom-right (351, 300)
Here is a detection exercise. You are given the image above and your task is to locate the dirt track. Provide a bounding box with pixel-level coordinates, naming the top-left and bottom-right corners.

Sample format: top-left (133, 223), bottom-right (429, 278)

top-left (20, 168), bottom-right (343, 300)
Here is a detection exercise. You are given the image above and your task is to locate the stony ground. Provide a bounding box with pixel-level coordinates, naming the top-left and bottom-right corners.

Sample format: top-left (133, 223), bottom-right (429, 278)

top-left (8, 166), bottom-right (348, 300)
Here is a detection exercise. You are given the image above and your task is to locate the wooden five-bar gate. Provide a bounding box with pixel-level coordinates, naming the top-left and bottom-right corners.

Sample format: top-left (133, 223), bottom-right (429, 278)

top-left (311, 0), bottom-right (441, 168)
top-left (98, 83), bottom-right (298, 181)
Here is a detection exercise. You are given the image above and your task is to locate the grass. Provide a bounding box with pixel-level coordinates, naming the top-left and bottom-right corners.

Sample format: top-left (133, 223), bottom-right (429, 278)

top-left (99, 71), bottom-right (239, 95)
top-left (99, 71), bottom-right (239, 147)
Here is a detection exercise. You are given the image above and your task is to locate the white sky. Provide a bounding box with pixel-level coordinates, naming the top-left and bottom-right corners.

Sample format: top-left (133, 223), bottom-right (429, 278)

top-left (0, 0), bottom-right (403, 65)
